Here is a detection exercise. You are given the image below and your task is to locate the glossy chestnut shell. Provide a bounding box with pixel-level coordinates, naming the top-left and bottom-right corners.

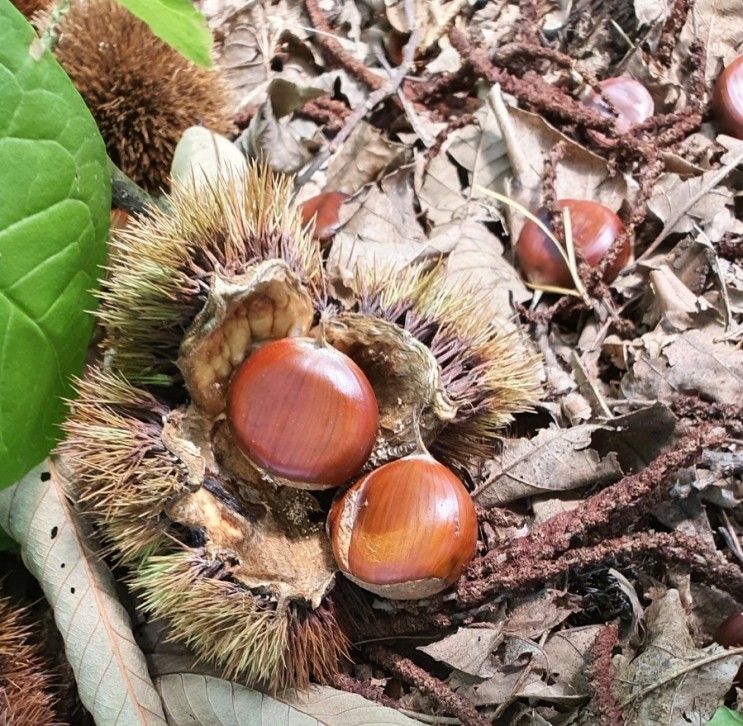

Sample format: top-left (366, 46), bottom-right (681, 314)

top-left (715, 611), bottom-right (743, 685)
top-left (299, 192), bottom-right (350, 242)
top-left (328, 453), bottom-right (478, 599)
top-left (227, 337), bottom-right (379, 488)
top-left (516, 199), bottom-right (628, 288)
top-left (713, 55), bottom-right (743, 139)
top-left (582, 77), bottom-right (654, 133)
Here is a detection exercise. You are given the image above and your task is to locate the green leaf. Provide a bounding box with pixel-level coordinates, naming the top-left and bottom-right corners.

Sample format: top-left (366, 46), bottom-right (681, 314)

top-left (0, 2), bottom-right (110, 489)
top-left (114, 0), bottom-right (213, 68)
top-left (708, 708), bottom-right (743, 725)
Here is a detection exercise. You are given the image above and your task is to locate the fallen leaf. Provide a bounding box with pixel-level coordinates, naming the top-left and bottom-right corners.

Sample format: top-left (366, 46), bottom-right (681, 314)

top-left (647, 137), bottom-right (743, 247)
top-left (620, 323), bottom-right (743, 406)
top-left (157, 673), bottom-right (418, 725)
top-left (327, 168), bottom-right (429, 281)
top-left (476, 424), bottom-right (622, 506)
top-left (677, 0), bottom-right (743, 76)
top-left (325, 122), bottom-right (408, 194)
top-left (455, 88), bottom-right (629, 241)
top-left (418, 627), bottom-right (502, 678)
top-left (616, 589), bottom-right (743, 725)
top-left (238, 96), bottom-right (311, 173)
top-left (453, 625), bottom-right (603, 706)
top-left (0, 462), bottom-right (167, 725)
top-left (502, 590), bottom-right (582, 640)
top-left (442, 219), bottom-right (531, 320)
top-left (591, 403), bottom-right (677, 472)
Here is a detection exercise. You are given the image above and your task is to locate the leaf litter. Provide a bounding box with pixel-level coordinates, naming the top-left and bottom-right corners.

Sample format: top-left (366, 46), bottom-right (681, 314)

top-left (4, 0), bottom-right (743, 723)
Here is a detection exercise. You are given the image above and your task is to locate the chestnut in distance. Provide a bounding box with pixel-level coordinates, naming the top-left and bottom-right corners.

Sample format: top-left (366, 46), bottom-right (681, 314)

top-left (715, 611), bottom-right (743, 685)
top-left (516, 199), bottom-right (629, 289)
top-left (227, 336), bottom-right (379, 488)
top-left (328, 451), bottom-right (478, 600)
top-left (713, 55), bottom-right (743, 139)
top-left (299, 192), bottom-right (350, 243)
top-left (582, 77), bottom-right (654, 134)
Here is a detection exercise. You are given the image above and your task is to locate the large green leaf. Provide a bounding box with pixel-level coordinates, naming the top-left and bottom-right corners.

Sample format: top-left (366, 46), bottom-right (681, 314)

top-left (708, 708), bottom-right (743, 726)
top-left (115, 0), bottom-right (214, 68)
top-left (0, 2), bottom-right (110, 489)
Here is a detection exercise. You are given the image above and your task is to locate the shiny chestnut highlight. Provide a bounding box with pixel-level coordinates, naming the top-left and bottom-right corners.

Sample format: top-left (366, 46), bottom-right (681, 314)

top-left (227, 337), bottom-right (379, 488)
top-left (328, 453), bottom-right (478, 600)
top-left (516, 199), bottom-right (628, 288)
top-left (713, 55), bottom-right (743, 139)
top-left (582, 77), bottom-right (654, 134)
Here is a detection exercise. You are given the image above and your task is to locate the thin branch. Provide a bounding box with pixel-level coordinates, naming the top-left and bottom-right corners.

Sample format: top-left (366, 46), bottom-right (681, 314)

top-left (295, 5), bottom-right (421, 188)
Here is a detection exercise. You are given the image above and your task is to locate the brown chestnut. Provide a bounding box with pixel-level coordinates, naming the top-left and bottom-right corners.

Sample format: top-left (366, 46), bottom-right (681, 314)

top-left (227, 337), bottom-right (379, 488)
top-left (516, 199), bottom-right (629, 288)
top-left (299, 192), bottom-right (350, 243)
top-left (713, 55), bottom-right (743, 139)
top-left (715, 611), bottom-right (743, 684)
top-left (328, 452), bottom-right (478, 599)
top-left (582, 77), bottom-right (654, 134)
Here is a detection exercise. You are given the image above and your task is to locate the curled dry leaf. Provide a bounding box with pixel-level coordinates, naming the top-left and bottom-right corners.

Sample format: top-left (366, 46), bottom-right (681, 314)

top-left (647, 138), bottom-right (743, 247)
top-left (619, 322), bottom-right (743, 407)
top-left (0, 462), bottom-right (167, 726)
top-left (477, 424), bottom-right (622, 506)
top-left (451, 625), bottom-right (604, 707)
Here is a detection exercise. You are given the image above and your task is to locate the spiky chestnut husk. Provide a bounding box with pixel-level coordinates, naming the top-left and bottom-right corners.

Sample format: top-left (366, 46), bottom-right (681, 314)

top-left (319, 264), bottom-right (542, 466)
top-left (130, 549), bottom-right (348, 692)
top-left (51, 0), bottom-right (232, 192)
top-left (97, 168), bottom-right (539, 469)
top-left (0, 596), bottom-right (57, 725)
top-left (62, 162), bottom-right (540, 690)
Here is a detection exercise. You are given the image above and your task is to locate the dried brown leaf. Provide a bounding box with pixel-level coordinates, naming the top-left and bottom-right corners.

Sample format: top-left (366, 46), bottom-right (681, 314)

top-left (477, 424), bottom-right (622, 506)
top-left (616, 589), bottom-right (743, 724)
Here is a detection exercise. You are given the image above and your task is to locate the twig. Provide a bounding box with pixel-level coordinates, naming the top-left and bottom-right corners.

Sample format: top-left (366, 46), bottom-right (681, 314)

top-left (295, 13), bottom-right (421, 188)
top-left (109, 159), bottom-right (165, 217)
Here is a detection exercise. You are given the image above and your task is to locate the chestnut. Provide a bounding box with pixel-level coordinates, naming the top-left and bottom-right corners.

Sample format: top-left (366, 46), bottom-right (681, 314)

top-left (328, 452), bottom-right (478, 599)
top-left (516, 199), bottom-right (629, 288)
top-left (299, 192), bottom-right (349, 243)
top-left (715, 611), bottom-right (743, 685)
top-left (227, 336), bottom-right (379, 488)
top-left (582, 77), bottom-right (654, 134)
top-left (713, 55), bottom-right (743, 139)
